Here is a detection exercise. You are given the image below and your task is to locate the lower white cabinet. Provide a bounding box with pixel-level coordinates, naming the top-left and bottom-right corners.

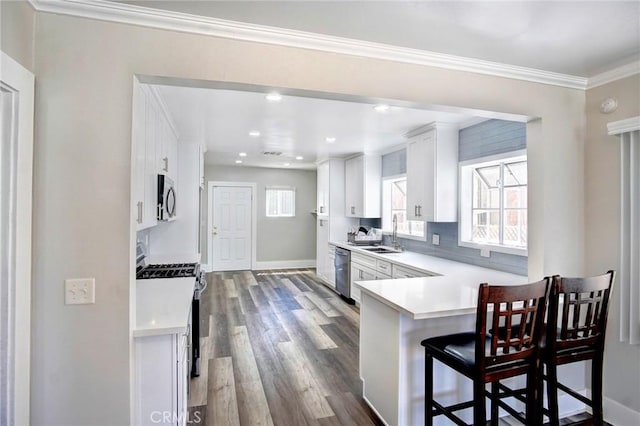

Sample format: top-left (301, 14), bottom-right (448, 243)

top-left (135, 327), bottom-right (190, 426)
top-left (327, 246), bottom-right (336, 289)
top-left (350, 252), bottom-right (391, 303)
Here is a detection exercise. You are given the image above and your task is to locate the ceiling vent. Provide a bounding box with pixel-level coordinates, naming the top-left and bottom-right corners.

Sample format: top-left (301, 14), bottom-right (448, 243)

top-left (262, 151), bottom-right (283, 156)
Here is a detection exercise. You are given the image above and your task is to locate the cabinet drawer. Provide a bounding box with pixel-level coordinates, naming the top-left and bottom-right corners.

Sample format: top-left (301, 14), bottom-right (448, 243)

top-left (352, 252), bottom-right (377, 269)
top-left (375, 259), bottom-right (392, 275)
top-left (392, 264), bottom-right (433, 279)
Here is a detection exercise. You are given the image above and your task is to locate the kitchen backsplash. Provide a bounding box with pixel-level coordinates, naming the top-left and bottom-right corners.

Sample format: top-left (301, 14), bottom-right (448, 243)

top-left (383, 223), bottom-right (527, 275)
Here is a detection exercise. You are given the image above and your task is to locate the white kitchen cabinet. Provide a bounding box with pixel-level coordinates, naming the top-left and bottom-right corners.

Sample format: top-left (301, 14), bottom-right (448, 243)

top-left (132, 81), bottom-right (158, 230)
top-left (345, 154), bottom-right (381, 218)
top-left (392, 263), bottom-right (432, 279)
top-left (316, 161), bottom-right (330, 216)
top-left (132, 80), bottom-right (181, 231)
top-left (327, 246), bottom-right (336, 288)
top-left (315, 159), bottom-right (358, 285)
top-left (350, 252), bottom-right (389, 303)
top-left (406, 123), bottom-right (459, 222)
top-left (135, 329), bottom-right (190, 426)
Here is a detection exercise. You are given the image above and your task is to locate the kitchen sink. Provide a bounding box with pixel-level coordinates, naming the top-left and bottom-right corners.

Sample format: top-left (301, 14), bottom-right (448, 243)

top-left (362, 247), bottom-right (402, 254)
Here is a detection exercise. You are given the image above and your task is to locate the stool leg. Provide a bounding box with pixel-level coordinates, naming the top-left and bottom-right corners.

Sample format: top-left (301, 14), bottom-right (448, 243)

top-left (525, 363), bottom-right (539, 425)
top-left (491, 381), bottom-right (499, 425)
top-left (546, 361), bottom-right (560, 426)
top-left (425, 352), bottom-right (434, 426)
top-left (473, 377), bottom-right (486, 426)
top-left (592, 353), bottom-right (604, 426)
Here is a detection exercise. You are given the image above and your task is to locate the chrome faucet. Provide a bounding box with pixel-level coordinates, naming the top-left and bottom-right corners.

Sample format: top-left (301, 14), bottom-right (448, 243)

top-left (392, 214), bottom-right (401, 251)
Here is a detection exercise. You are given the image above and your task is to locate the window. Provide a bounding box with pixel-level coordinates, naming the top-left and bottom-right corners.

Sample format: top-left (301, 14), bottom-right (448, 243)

top-left (459, 152), bottom-right (527, 253)
top-left (266, 187), bottom-right (295, 217)
top-left (382, 176), bottom-right (425, 239)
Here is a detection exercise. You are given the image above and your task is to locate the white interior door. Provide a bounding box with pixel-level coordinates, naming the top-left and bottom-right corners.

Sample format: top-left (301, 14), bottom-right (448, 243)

top-left (0, 51), bottom-right (35, 426)
top-left (210, 185), bottom-right (253, 271)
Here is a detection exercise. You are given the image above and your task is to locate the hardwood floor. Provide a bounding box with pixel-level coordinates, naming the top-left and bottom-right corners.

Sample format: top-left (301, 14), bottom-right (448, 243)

top-left (187, 269), bottom-right (382, 426)
top-left (187, 269), bottom-right (606, 426)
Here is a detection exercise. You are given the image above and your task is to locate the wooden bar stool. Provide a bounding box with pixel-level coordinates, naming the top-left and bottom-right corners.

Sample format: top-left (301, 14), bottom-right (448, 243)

top-left (542, 271), bottom-right (615, 426)
top-left (421, 278), bottom-right (550, 425)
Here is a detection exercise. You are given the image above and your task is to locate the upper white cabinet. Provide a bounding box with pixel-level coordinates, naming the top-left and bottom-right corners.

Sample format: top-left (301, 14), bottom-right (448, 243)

top-left (345, 154), bottom-right (381, 218)
top-left (317, 161), bottom-right (330, 216)
top-left (406, 123), bottom-right (459, 222)
top-left (132, 80), bottom-right (180, 230)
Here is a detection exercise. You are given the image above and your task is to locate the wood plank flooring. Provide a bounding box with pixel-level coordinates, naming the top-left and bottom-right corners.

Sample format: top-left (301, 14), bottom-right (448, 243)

top-left (187, 269), bottom-right (606, 426)
top-left (188, 269), bottom-right (381, 426)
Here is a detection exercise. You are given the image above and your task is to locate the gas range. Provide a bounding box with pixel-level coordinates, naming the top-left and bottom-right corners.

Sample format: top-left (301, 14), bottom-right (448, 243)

top-left (136, 263), bottom-right (200, 280)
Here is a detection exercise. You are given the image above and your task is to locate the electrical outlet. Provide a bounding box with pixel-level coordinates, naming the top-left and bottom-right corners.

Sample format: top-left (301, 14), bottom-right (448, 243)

top-left (432, 234), bottom-right (440, 246)
top-left (480, 249), bottom-right (491, 258)
top-left (65, 278), bottom-right (95, 305)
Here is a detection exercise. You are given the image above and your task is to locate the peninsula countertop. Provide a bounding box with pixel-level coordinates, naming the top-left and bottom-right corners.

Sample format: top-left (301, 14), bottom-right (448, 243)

top-left (331, 241), bottom-right (528, 319)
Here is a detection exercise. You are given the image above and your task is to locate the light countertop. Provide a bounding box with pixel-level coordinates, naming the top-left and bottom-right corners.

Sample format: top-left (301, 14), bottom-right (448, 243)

top-left (134, 277), bottom-right (195, 337)
top-left (330, 241), bottom-right (528, 320)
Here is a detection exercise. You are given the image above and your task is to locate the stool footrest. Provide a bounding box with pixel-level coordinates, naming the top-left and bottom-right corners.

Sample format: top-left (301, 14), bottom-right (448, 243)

top-left (430, 399), bottom-right (475, 426)
top-left (555, 379), bottom-right (593, 407)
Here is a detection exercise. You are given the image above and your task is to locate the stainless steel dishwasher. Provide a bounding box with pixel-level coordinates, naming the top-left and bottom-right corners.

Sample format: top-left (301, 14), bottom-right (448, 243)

top-left (335, 247), bottom-right (354, 304)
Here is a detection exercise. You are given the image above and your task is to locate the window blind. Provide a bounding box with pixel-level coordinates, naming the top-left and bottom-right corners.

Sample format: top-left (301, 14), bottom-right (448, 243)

top-left (608, 117), bottom-right (640, 344)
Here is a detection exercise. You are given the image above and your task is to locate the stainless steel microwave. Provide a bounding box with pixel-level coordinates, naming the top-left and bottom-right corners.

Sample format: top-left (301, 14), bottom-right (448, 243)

top-left (157, 174), bottom-right (176, 221)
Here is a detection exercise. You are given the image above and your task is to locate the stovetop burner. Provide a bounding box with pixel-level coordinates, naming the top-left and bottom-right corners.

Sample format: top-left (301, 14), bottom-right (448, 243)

top-left (136, 263), bottom-right (200, 279)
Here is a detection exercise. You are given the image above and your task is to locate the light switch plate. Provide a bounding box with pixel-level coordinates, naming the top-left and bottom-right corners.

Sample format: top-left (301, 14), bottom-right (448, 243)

top-left (65, 278), bottom-right (95, 305)
top-left (480, 249), bottom-right (491, 258)
top-left (432, 234), bottom-right (440, 246)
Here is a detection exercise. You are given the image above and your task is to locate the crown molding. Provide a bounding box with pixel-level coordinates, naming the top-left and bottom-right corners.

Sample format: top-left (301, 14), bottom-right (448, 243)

top-left (29, 0), bottom-right (592, 90)
top-left (587, 61), bottom-right (640, 90)
top-left (607, 116), bottom-right (640, 136)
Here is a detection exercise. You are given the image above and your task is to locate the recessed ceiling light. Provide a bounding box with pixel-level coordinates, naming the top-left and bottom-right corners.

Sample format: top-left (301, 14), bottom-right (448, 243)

top-left (295, 156), bottom-right (304, 160)
top-left (235, 160), bottom-right (242, 164)
top-left (325, 137), bottom-right (336, 143)
top-left (283, 163), bottom-right (290, 166)
top-left (249, 131), bottom-right (261, 137)
top-left (374, 104), bottom-right (390, 112)
top-left (239, 152), bottom-right (247, 157)
top-left (266, 93), bottom-right (282, 102)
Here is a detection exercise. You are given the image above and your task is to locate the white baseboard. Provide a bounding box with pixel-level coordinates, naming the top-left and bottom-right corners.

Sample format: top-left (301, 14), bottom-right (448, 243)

top-left (604, 396), bottom-right (640, 425)
top-left (202, 260), bottom-right (315, 271)
top-left (253, 259), bottom-right (316, 270)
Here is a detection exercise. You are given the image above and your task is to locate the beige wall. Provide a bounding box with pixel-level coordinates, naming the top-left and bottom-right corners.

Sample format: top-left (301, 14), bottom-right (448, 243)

top-left (31, 12), bottom-right (588, 425)
top-left (0, 0), bottom-right (35, 71)
top-left (585, 74), bottom-right (640, 413)
top-left (203, 165), bottom-right (317, 265)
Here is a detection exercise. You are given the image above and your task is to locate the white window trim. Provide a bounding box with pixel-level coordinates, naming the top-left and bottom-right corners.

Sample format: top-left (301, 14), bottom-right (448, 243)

top-left (265, 186), bottom-right (296, 218)
top-left (381, 174), bottom-right (427, 241)
top-left (458, 150), bottom-right (528, 256)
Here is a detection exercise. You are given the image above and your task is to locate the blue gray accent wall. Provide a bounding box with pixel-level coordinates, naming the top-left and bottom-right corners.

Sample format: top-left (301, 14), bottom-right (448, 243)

top-left (368, 119), bottom-right (528, 275)
top-left (459, 119), bottom-right (526, 162)
top-left (381, 148), bottom-right (406, 177)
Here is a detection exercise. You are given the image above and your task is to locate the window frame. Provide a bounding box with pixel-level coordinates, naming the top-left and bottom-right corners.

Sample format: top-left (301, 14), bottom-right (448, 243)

top-left (458, 150), bottom-right (528, 256)
top-left (381, 174), bottom-right (427, 241)
top-left (265, 186), bottom-right (296, 218)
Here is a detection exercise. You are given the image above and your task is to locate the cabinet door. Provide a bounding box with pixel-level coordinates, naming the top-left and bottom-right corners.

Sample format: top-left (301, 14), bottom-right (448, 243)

top-left (406, 130), bottom-right (435, 221)
top-left (316, 219), bottom-right (329, 280)
top-left (327, 249), bottom-right (336, 288)
top-left (176, 334), bottom-right (189, 426)
top-left (133, 83), bottom-right (147, 230)
top-left (317, 161), bottom-right (330, 216)
top-left (143, 88), bottom-right (158, 228)
top-left (345, 155), bottom-right (364, 217)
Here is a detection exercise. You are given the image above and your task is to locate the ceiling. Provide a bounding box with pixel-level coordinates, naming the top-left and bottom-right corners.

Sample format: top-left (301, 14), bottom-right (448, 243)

top-left (155, 84), bottom-right (497, 169)
top-left (126, 1), bottom-right (637, 169)
top-left (122, 0), bottom-right (640, 77)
